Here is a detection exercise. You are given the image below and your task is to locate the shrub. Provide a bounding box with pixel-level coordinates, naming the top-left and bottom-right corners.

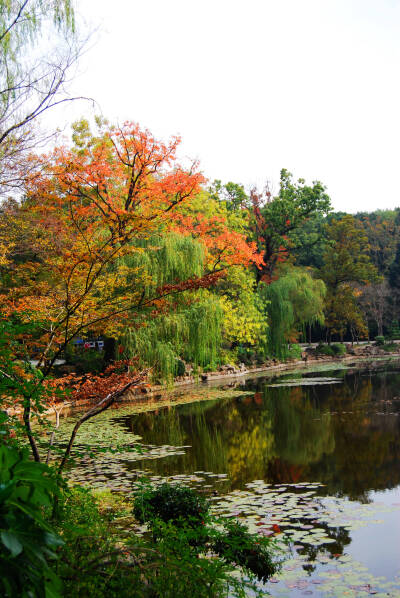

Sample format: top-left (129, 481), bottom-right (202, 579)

top-left (134, 483), bottom-right (209, 528)
top-left (383, 342), bottom-right (398, 352)
top-left (255, 351), bottom-right (266, 364)
top-left (375, 336), bottom-right (385, 346)
top-left (76, 349), bottom-right (105, 374)
top-left (203, 362), bottom-right (217, 372)
top-left (287, 344), bottom-right (302, 360)
top-left (143, 519), bottom-right (230, 598)
top-left (56, 487), bottom-right (153, 598)
top-left (59, 485), bottom-right (263, 598)
top-left (133, 483), bottom-right (281, 590)
top-left (389, 321), bottom-right (400, 340)
top-left (331, 343), bottom-right (346, 355)
top-left (175, 359), bottom-right (186, 377)
top-left (65, 344), bottom-right (105, 373)
top-left (0, 445), bottom-right (63, 598)
top-left (237, 345), bottom-right (254, 366)
top-left (316, 343), bottom-right (335, 356)
top-left (56, 482), bottom-right (282, 598)
top-left (213, 520), bottom-right (277, 583)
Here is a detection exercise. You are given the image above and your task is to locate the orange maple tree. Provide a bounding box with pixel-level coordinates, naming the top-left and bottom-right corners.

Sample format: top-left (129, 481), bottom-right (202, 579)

top-left (0, 120), bottom-right (262, 463)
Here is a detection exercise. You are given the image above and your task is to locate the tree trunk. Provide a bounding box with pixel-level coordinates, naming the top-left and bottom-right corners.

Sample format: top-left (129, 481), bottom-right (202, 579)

top-left (57, 373), bottom-right (145, 476)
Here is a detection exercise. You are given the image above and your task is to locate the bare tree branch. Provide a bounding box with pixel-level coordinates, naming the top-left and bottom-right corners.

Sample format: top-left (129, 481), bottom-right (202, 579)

top-left (57, 371), bottom-right (148, 475)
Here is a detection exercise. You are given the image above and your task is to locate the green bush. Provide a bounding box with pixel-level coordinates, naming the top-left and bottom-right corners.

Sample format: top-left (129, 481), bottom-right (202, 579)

top-left (255, 351), bottom-right (266, 364)
top-left (175, 359), bottom-right (186, 377)
top-left (316, 343), bottom-right (335, 356)
top-left (375, 336), bottom-right (385, 346)
top-left (65, 343), bottom-right (105, 373)
top-left (143, 519), bottom-right (231, 598)
top-left (236, 346), bottom-right (267, 366)
top-left (133, 483), bottom-right (281, 590)
top-left (213, 520), bottom-right (277, 583)
top-left (56, 487), bottom-right (144, 598)
top-left (331, 343), bottom-right (346, 355)
top-left (383, 342), bottom-right (398, 352)
top-left (237, 346), bottom-right (255, 366)
top-left (0, 445), bottom-right (63, 598)
top-left (57, 483), bottom-right (281, 598)
top-left (76, 349), bottom-right (105, 373)
top-left (286, 344), bottom-right (302, 360)
top-left (134, 483), bottom-right (209, 528)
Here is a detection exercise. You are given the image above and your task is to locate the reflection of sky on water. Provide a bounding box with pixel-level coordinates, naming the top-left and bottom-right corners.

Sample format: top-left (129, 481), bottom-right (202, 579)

top-left (347, 487), bottom-right (400, 581)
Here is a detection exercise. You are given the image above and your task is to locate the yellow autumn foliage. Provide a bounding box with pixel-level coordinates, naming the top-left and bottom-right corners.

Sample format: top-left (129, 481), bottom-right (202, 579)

top-left (218, 267), bottom-right (267, 347)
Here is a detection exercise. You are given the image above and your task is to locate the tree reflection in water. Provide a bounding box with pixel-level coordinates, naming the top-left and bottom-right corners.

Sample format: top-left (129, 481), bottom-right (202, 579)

top-left (123, 365), bottom-right (400, 502)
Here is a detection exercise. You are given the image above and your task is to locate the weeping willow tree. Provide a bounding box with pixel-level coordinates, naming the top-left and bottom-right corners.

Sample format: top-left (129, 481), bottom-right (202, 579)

top-left (120, 233), bottom-right (224, 381)
top-left (122, 294), bottom-right (223, 381)
top-left (259, 267), bottom-right (326, 358)
top-left (116, 232), bottom-right (205, 297)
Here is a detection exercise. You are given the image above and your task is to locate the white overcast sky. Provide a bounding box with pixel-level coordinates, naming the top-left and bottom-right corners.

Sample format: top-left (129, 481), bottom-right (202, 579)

top-left (61, 0), bottom-right (400, 213)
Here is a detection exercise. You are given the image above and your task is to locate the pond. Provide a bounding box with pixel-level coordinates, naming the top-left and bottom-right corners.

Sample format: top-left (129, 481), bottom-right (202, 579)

top-left (61, 360), bottom-right (400, 597)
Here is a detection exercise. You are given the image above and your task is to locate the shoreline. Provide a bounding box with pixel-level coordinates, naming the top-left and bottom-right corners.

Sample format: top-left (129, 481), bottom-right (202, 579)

top-left (125, 350), bottom-right (400, 397)
top-left (16, 350), bottom-right (400, 421)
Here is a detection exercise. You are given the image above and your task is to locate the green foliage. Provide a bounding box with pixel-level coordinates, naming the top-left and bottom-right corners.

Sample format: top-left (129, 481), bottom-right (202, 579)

top-left (259, 267), bottom-right (325, 358)
top-left (175, 359), bottom-right (186, 377)
top-left (291, 212), bottom-right (327, 269)
top-left (123, 291), bottom-right (223, 381)
top-left (317, 343), bottom-right (346, 356)
top-left (331, 343), bottom-right (346, 355)
top-left (133, 483), bottom-right (280, 594)
top-left (287, 344), bottom-right (302, 360)
top-left (213, 520), bottom-right (277, 583)
top-left (354, 210), bottom-right (400, 275)
top-left (218, 267), bottom-right (267, 348)
top-left (0, 318), bottom-right (61, 444)
top-left (209, 180), bottom-right (250, 210)
top-left (388, 321), bottom-right (400, 340)
top-left (124, 233), bottom-right (205, 295)
top-left (133, 483), bottom-right (209, 528)
top-left (254, 169), bottom-right (331, 281)
top-left (141, 519), bottom-right (242, 598)
top-left (237, 345), bottom-right (265, 366)
top-left (60, 486), bottom-right (220, 598)
top-left (56, 487), bottom-right (142, 598)
top-left (375, 336), bottom-right (385, 346)
top-left (203, 362), bottom-right (218, 372)
top-left (389, 241), bottom-right (400, 289)
top-left (66, 346), bottom-right (105, 374)
top-left (55, 482), bottom-right (280, 598)
top-left (118, 232), bottom-right (227, 381)
top-left (0, 0), bottom-right (75, 70)
top-left (321, 215), bottom-right (379, 288)
top-left (316, 343), bottom-right (335, 356)
top-left (0, 445), bottom-right (63, 598)
top-left (383, 342), bottom-right (398, 352)
top-left (320, 216), bottom-right (379, 341)
top-left (237, 345), bottom-right (252, 365)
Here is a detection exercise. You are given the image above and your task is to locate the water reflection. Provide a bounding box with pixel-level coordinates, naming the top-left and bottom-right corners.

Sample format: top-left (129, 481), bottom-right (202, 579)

top-left (116, 366), bottom-right (400, 501)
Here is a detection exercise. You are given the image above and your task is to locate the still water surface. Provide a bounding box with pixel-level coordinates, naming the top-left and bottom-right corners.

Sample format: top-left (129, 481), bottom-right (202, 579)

top-left (66, 362), bottom-right (400, 596)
